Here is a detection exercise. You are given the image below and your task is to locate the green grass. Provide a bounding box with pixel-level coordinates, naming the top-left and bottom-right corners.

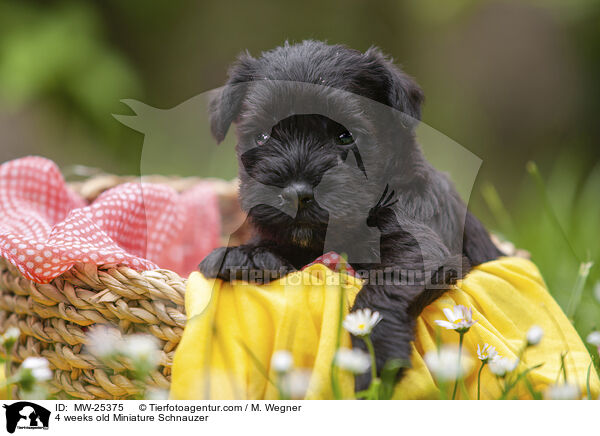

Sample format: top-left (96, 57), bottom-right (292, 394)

top-left (480, 154), bottom-right (600, 346)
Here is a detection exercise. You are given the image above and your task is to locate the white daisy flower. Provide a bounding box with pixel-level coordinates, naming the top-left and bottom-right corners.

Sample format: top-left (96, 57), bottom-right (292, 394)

top-left (282, 369), bottom-right (312, 399)
top-left (586, 331), bottom-right (600, 347)
top-left (145, 388), bottom-right (169, 400)
top-left (424, 346), bottom-right (473, 382)
top-left (86, 325), bottom-right (122, 360)
top-left (121, 334), bottom-right (161, 367)
top-left (435, 305), bottom-right (477, 333)
top-left (21, 357), bottom-right (52, 382)
top-left (476, 343), bottom-right (498, 363)
top-left (342, 308), bottom-right (382, 337)
top-left (334, 348), bottom-right (371, 374)
top-left (488, 356), bottom-right (519, 377)
top-left (2, 327), bottom-right (20, 348)
top-left (271, 350), bottom-right (293, 373)
top-left (526, 325), bottom-right (544, 346)
top-left (544, 383), bottom-right (581, 400)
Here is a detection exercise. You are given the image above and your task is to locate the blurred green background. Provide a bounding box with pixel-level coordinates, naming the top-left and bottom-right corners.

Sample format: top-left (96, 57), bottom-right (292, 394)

top-left (1, 0), bottom-right (599, 342)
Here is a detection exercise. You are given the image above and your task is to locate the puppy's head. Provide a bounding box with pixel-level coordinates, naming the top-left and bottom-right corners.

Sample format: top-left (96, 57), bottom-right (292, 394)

top-left (209, 41), bottom-right (425, 251)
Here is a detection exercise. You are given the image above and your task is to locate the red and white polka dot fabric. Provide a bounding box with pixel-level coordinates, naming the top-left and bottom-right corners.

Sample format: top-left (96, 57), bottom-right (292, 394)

top-left (0, 157), bottom-right (221, 284)
top-left (303, 251), bottom-right (357, 277)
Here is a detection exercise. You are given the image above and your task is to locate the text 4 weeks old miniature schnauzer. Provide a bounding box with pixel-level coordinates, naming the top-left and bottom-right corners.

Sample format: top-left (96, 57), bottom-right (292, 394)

top-left (200, 40), bottom-right (503, 389)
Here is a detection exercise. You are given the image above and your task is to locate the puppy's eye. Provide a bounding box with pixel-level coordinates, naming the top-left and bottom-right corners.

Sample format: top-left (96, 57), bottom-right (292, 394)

top-left (255, 133), bottom-right (271, 146)
top-left (335, 131), bottom-right (355, 146)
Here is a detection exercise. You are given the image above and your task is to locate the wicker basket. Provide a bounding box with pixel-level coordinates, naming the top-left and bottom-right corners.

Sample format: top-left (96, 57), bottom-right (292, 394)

top-left (0, 172), bottom-right (525, 399)
top-left (0, 175), bottom-right (248, 399)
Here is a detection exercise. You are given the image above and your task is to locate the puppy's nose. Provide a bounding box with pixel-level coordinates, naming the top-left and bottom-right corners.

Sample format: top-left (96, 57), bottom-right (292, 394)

top-left (281, 182), bottom-right (314, 209)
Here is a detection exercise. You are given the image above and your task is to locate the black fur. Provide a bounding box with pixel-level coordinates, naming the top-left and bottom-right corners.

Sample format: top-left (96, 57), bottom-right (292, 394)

top-left (200, 40), bottom-right (503, 390)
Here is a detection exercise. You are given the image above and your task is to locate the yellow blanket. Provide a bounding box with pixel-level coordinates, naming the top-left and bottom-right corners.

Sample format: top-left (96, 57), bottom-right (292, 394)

top-left (170, 257), bottom-right (599, 399)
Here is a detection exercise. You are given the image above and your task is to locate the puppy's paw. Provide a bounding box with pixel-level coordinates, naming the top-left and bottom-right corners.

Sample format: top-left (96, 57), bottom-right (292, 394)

top-left (198, 247), bottom-right (231, 279)
top-left (198, 245), bottom-right (295, 283)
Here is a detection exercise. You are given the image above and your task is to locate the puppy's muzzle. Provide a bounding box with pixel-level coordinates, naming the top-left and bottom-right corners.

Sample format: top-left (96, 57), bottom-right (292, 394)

top-left (279, 181), bottom-right (314, 210)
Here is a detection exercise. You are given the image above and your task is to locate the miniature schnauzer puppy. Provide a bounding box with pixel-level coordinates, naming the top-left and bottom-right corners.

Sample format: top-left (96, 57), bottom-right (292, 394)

top-left (200, 40), bottom-right (502, 390)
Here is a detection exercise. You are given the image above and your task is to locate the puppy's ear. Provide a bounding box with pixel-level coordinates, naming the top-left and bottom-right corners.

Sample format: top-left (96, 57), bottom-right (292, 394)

top-left (209, 52), bottom-right (256, 143)
top-left (364, 47), bottom-right (424, 122)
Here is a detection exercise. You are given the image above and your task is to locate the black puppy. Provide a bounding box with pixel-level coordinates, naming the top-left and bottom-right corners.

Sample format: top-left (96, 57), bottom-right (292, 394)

top-left (200, 40), bottom-right (502, 389)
